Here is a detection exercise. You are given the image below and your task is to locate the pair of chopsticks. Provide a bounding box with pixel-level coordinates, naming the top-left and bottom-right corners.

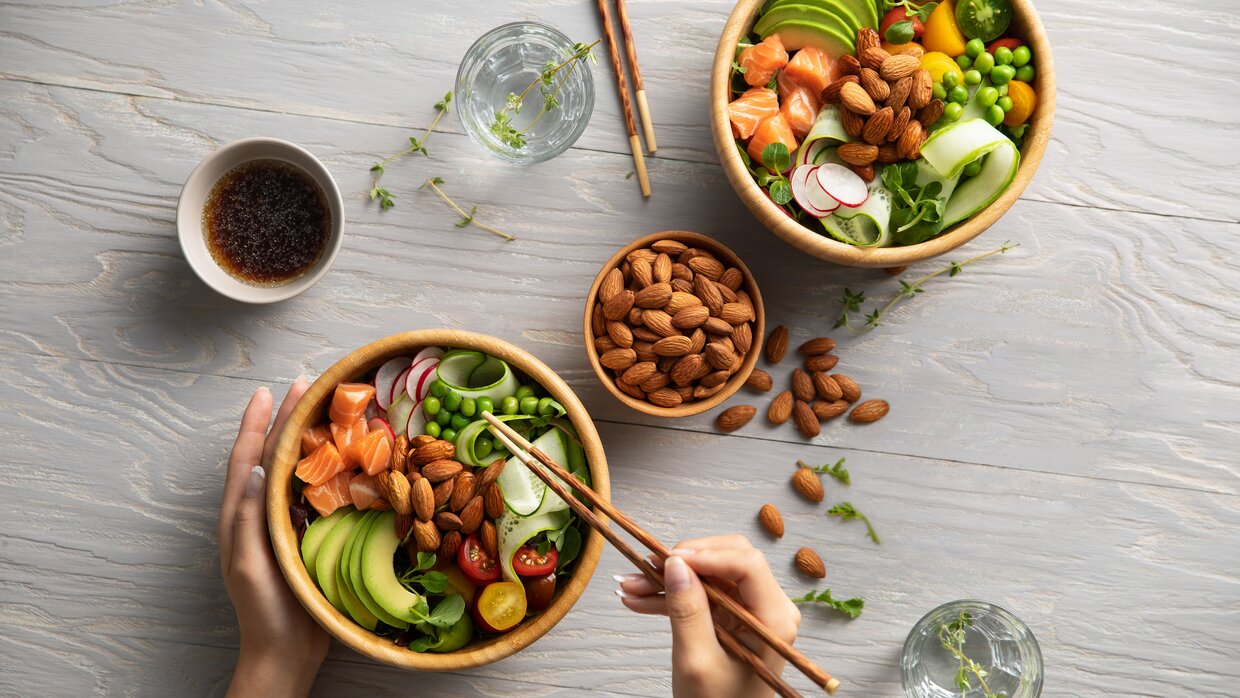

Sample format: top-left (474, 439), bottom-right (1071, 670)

top-left (481, 412), bottom-right (840, 697)
top-left (595, 0), bottom-right (655, 197)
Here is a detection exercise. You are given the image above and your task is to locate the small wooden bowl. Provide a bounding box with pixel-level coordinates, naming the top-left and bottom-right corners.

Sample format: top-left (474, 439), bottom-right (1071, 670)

top-left (268, 329), bottom-right (610, 671)
top-left (710, 0), bottom-right (1055, 268)
top-left (583, 231), bottom-right (765, 418)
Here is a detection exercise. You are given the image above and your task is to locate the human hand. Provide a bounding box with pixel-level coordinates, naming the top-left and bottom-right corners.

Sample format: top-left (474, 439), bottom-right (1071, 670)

top-left (615, 535), bottom-right (800, 698)
top-left (219, 379), bottom-right (329, 698)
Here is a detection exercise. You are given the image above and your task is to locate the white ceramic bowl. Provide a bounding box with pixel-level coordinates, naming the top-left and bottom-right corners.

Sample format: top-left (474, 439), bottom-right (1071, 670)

top-left (176, 137), bottom-right (344, 303)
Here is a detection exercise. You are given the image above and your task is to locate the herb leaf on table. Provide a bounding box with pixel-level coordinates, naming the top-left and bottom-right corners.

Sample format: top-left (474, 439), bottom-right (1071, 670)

top-left (368, 91), bottom-right (453, 209)
top-left (791, 588), bottom-right (865, 618)
top-left (827, 502), bottom-right (880, 544)
top-left (419, 178), bottom-right (515, 241)
top-left (798, 458), bottom-right (850, 485)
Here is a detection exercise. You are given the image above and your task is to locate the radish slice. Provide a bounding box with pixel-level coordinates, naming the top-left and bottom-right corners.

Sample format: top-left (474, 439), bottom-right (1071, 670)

top-left (405, 357), bottom-right (438, 402)
top-left (410, 346), bottom-right (444, 366)
top-left (405, 402), bottom-right (428, 440)
top-left (815, 164), bottom-right (868, 208)
top-left (373, 357), bottom-right (413, 411)
top-left (791, 165), bottom-right (832, 218)
top-left (806, 173), bottom-right (841, 216)
top-left (414, 360), bottom-right (440, 402)
top-left (368, 417), bottom-right (395, 442)
top-left (390, 365), bottom-right (413, 407)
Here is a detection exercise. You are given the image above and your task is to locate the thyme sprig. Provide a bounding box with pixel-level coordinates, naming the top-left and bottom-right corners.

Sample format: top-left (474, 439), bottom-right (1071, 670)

top-left (939, 612), bottom-right (1006, 698)
top-left (419, 177), bottom-right (514, 241)
top-left (369, 92), bottom-right (453, 209)
top-left (489, 40), bottom-right (600, 149)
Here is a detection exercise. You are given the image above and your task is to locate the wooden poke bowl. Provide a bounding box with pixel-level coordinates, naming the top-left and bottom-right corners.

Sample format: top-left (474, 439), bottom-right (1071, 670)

top-left (710, 0), bottom-right (1055, 268)
top-left (268, 329), bottom-right (610, 670)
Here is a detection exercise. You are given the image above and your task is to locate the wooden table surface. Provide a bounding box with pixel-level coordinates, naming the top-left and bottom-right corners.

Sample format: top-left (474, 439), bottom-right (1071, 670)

top-left (1, 0), bottom-right (1237, 695)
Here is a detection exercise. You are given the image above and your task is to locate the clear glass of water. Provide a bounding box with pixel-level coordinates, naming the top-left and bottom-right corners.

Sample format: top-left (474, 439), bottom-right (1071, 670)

top-left (901, 600), bottom-right (1044, 698)
top-left (455, 22), bottom-right (595, 164)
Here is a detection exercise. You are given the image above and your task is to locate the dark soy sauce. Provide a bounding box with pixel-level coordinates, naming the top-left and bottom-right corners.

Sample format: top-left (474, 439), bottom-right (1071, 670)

top-left (203, 159), bottom-right (330, 286)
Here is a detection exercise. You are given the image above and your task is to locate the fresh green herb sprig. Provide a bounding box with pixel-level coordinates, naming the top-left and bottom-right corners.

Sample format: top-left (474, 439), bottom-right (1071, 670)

top-left (882, 1), bottom-right (939, 43)
top-left (798, 458), bottom-right (850, 485)
top-left (419, 177), bottom-right (515, 241)
top-left (489, 40), bottom-right (600, 150)
top-left (834, 241), bottom-right (1019, 332)
top-left (759, 143), bottom-right (794, 205)
top-left (791, 588), bottom-right (865, 618)
top-left (883, 161), bottom-right (948, 245)
top-left (939, 612), bottom-right (1006, 698)
top-left (369, 92), bottom-right (453, 209)
top-left (828, 502), bottom-right (880, 544)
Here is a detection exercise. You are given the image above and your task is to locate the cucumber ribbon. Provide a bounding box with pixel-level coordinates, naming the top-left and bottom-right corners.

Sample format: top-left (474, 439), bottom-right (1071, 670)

top-left (919, 118), bottom-right (1020, 228)
top-left (434, 350), bottom-right (521, 402)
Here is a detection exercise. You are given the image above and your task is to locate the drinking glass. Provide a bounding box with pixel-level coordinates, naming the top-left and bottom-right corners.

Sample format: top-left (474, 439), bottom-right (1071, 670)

top-left (901, 599), bottom-right (1044, 698)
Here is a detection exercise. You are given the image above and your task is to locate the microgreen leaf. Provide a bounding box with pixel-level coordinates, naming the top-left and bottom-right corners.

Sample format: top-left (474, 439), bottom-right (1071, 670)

top-left (827, 502), bottom-right (880, 544)
top-left (761, 142), bottom-right (791, 173)
top-left (769, 179), bottom-right (793, 205)
top-left (798, 458), bottom-right (850, 485)
top-left (731, 60), bottom-right (748, 74)
top-left (791, 588), bottom-right (865, 618)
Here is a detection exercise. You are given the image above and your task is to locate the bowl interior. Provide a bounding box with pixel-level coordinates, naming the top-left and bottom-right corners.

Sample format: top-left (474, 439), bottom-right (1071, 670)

top-left (268, 330), bottom-right (609, 670)
top-left (176, 137), bottom-right (345, 303)
top-left (583, 231), bottom-right (765, 418)
top-left (709, 0), bottom-right (1055, 267)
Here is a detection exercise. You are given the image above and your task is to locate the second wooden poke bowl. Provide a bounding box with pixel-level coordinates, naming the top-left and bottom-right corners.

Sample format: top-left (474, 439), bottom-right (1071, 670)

top-left (268, 329), bottom-right (609, 670)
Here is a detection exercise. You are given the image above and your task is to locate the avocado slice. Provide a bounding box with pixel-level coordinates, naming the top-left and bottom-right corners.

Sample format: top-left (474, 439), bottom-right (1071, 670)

top-left (759, 19), bottom-right (856, 57)
top-left (764, 0), bottom-right (878, 35)
top-left (301, 506), bottom-right (352, 584)
top-left (755, 3), bottom-right (862, 38)
top-left (361, 511), bottom-right (426, 624)
top-left (314, 510), bottom-right (365, 611)
top-left (335, 515), bottom-right (380, 631)
top-left (348, 512), bottom-right (409, 629)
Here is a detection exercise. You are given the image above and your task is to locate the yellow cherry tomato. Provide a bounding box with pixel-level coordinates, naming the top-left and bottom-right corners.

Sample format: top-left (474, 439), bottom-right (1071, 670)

top-left (1003, 80), bottom-right (1037, 126)
top-left (920, 51), bottom-right (960, 83)
top-left (922, 0), bottom-right (968, 57)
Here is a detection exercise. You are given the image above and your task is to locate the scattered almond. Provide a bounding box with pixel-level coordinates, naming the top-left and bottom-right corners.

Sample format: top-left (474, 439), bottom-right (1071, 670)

top-left (811, 399), bottom-right (850, 421)
top-left (765, 325), bottom-right (788, 364)
top-left (791, 369), bottom-right (815, 402)
top-left (793, 400), bottom-right (820, 438)
top-left (758, 504), bottom-right (785, 538)
top-left (716, 404), bottom-right (757, 432)
top-left (768, 390), bottom-right (794, 425)
top-left (794, 547), bottom-right (827, 579)
top-left (831, 374), bottom-right (862, 403)
top-left (798, 337), bottom-right (837, 354)
top-left (813, 372), bottom-right (843, 401)
top-left (849, 399), bottom-right (890, 423)
top-left (746, 368), bottom-right (773, 392)
top-left (792, 467), bottom-right (825, 502)
top-left (805, 353), bottom-right (840, 373)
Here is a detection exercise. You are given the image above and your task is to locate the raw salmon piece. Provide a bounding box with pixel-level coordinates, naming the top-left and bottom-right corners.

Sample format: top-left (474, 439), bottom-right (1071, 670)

top-left (348, 472), bottom-right (383, 511)
top-left (728, 87), bottom-right (780, 140)
top-left (747, 112), bottom-right (800, 170)
top-left (781, 85), bottom-right (821, 139)
top-left (353, 429), bottom-right (394, 476)
top-left (328, 383), bottom-right (375, 426)
top-left (304, 471), bottom-right (353, 517)
top-left (296, 441), bottom-right (345, 487)
top-left (782, 46), bottom-right (836, 96)
top-left (738, 35), bottom-right (789, 87)
top-left (331, 418), bottom-right (369, 469)
top-left (301, 424), bottom-right (332, 456)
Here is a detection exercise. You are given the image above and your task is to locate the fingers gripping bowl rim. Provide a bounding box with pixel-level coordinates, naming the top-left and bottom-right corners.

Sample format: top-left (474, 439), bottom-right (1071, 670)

top-left (267, 329), bottom-right (610, 670)
top-left (710, 0), bottom-right (1054, 268)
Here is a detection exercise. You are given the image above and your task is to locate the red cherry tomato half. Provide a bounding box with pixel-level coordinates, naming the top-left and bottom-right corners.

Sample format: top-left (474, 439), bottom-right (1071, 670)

top-left (522, 573), bottom-right (557, 613)
top-left (457, 534), bottom-right (501, 586)
top-left (880, 7), bottom-right (926, 42)
top-left (512, 544), bottom-right (558, 577)
top-left (987, 37), bottom-right (1023, 53)
top-left (475, 581), bottom-right (527, 632)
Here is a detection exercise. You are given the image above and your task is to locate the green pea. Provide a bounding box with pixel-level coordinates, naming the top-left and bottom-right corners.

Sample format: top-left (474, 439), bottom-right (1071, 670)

top-left (932, 82), bottom-right (947, 100)
top-left (442, 391), bottom-right (462, 412)
top-left (474, 437), bottom-right (493, 459)
top-left (1015, 65), bottom-right (1035, 83)
top-left (422, 396), bottom-right (441, 417)
top-left (429, 379), bottom-right (450, 398)
top-left (441, 428), bottom-right (457, 443)
top-left (514, 385), bottom-right (536, 401)
top-left (963, 159), bottom-right (984, 177)
top-left (942, 70), bottom-right (960, 88)
top-left (943, 102), bottom-right (964, 121)
top-left (450, 413), bottom-right (470, 431)
top-left (501, 396), bottom-right (519, 415)
top-left (973, 52), bottom-right (995, 74)
top-left (537, 396), bottom-right (557, 417)
top-left (519, 396), bottom-right (539, 415)
top-left (955, 54), bottom-right (972, 70)
top-left (964, 69), bottom-right (982, 86)
top-left (435, 409), bottom-right (452, 426)
top-left (476, 397), bottom-right (494, 416)
top-left (997, 96), bottom-right (1014, 112)
top-left (989, 64), bottom-right (1015, 86)
top-left (995, 46), bottom-right (1013, 66)
top-left (460, 397), bottom-right (477, 418)
top-left (985, 104), bottom-right (1005, 126)
top-left (424, 421), bottom-right (441, 438)
top-left (1012, 45), bottom-right (1031, 67)
top-left (977, 86), bottom-right (999, 108)
top-left (965, 38), bottom-right (985, 57)
top-left (948, 85), bottom-right (969, 104)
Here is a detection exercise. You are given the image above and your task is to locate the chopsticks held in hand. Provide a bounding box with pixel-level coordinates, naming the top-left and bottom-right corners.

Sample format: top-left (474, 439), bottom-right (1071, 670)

top-left (481, 413), bottom-right (841, 697)
top-left (595, 0), bottom-right (653, 197)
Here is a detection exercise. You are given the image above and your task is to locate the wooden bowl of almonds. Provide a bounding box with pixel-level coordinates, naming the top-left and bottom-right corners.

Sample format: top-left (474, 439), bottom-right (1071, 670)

top-left (583, 231), bottom-right (765, 418)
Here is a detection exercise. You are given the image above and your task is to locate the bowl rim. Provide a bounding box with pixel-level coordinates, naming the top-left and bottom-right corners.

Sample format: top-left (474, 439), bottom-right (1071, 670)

top-left (583, 231), bottom-right (765, 418)
top-left (267, 329), bottom-right (609, 670)
top-left (176, 136), bottom-right (345, 303)
top-left (709, 0), bottom-right (1055, 267)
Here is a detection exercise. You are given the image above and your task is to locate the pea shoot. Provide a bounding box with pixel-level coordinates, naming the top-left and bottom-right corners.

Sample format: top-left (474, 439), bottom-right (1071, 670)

top-left (489, 40), bottom-right (600, 150)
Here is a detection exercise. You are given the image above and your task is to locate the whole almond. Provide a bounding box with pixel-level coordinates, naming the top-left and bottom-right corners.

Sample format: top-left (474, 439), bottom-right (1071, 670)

top-left (880, 54), bottom-right (920, 81)
top-left (859, 46), bottom-right (891, 72)
top-left (671, 278), bottom-right (695, 295)
top-left (716, 404), bottom-right (756, 432)
top-left (837, 53), bottom-right (862, 75)
top-left (821, 74), bottom-right (860, 103)
top-left (850, 163), bottom-right (876, 182)
top-left (891, 42), bottom-right (925, 58)
top-left (412, 477), bottom-right (434, 522)
top-left (891, 106), bottom-right (911, 143)
top-left (395, 513), bottom-right (415, 541)
top-left (694, 382), bottom-right (727, 399)
top-left (672, 305), bottom-right (710, 330)
top-left (859, 68), bottom-right (889, 102)
top-left (600, 347), bottom-right (638, 370)
top-left (897, 121), bottom-right (926, 160)
top-left (695, 274), bottom-right (724, 315)
top-left (794, 547), bottom-right (827, 579)
top-left (599, 267), bottom-right (624, 303)
top-left (410, 434), bottom-right (436, 449)
top-left (670, 353), bottom-right (706, 386)
top-left (413, 519), bottom-right (440, 553)
top-left (877, 144), bottom-right (901, 164)
top-left (480, 520), bottom-right (499, 558)
top-left (909, 68), bottom-right (933, 109)
top-left (618, 380), bottom-right (646, 400)
top-left (606, 320), bottom-right (633, 348)
top-left (621, 361), bottom-right (658, 385)
top-left (369, 497), bottom-right (392, 511)
top-left (746, 368), bottom-right (773, 392)
top-left (799, 337), bottom-right (837, 354)
top-left (792, 466), bottom-right (825, 502)
top-left (841, 107), bottom-right (865, 138)
top-left (688, 328), bottom-right (707, 354)
top-left (641, 309), bottom-right (677, 338)
top-left (839, 82), bottom-right (876, 116)
top-left (701, 369), bottom-right (731, 387)
top-left (432, 478), bottom-right (454, 509)
top-left (918, 99), bottom-right (945, 127)
top-left (627, 248), bottom-right (656, 265)
top-left (675, 385), bottom-right (696, 401)
top-left (641, 371), bottom-right (671, 392)
top-left (719, 303), bottom-right (751, 325)
top-left (832, 374), bottom-right (862, 403)
top-left (758, 504), bottom-right (785, 538)
top-left (450, 471), bottom-right (476, 511)
top-left (838, 142), bottom-right (879, 166)
top-left (592, 303), bottom-right (606, 337)
top-left (459, 496), bottom-right (484, 534)
top-left (391, 435), bottom-right (409, 474)
top-left (653, 253), bottom-right (672, 283)
top-left (687, 256), bottom-right (724, 281)
top-left (856, 27), bottom-right (881, 53)
top-left (666, 291), bottom-right (702, 314)
top-left (602, 289), bottom-right (635, 321)
top-left (653, 335), bottom-right (693, 357)
top-left (478, 458), bottom-right (505, 488)
top-left (670, 262), bottom-right (692, 281)
top-left (434, 511), bottom-right (463, 531)
top-left (806, 353), bottom-right (840, 373)
top-left (719, 267), bottom-right (744, 291)
top-left (631, 258), bottom-right (653, 288)
top-left (849, 399), bottom-right (890, 423)
top-left (438, 530), bottom-right (462, 561)
top-left (634, 282), bottom-right (673, 309)
top-left (863, 106), bottom-right (894, 145)
top-left (375, 469), bottom-right (394, 501)
top-left (652, 239), bottom-right (688, 255)
top-left (765, 324), bottom-right (788, 364)
top-left (703, 316), bottom-right (734, 336)
top-left (793, 400), bottom-right (820, 438)
top-left (594, 335), bottom-right (618, 353)
top-left (732, 323), bottom-right (753, 355)
top-left (647, 387), bottom-right (683, 408)
top-left (411, 440), bottom-right (454, 466)
top-left (791, 369), bottom-right (815, 402)
top-left (813, 372), bottom-right (844, 401)
top-left (422, 459), bottom-right (463, 483)
top-left (484, 482), bottom-right (505, 519)
top-left (386, 471), bottom-right (413, 516)
top-left (811, 399), bottom-right (851, 421)
top-left (628, 307), bottom-right (643, 326)
top-left (705, 342), bottom-right (737, 371)
top-left (768, 390), bottom-right (794, 425)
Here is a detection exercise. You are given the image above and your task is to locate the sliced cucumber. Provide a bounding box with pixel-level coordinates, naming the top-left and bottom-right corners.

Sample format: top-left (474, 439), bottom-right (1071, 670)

top-left (819, 178), bottom-right (892, 246)
top-left (453, 414), bottom-right (537, 468)
top-left (797, 105), bottom-right (849, 169)
top-left (919, 118), bottom-right (1020, 227)
top-left (496, 508), bottom-right (571, 582)
top-left (435, 351), bottom-right (521, 403)
top-left (493, 428), bottom-right (574, 516)
top-left (942, 138), bottom-right (1018, 226)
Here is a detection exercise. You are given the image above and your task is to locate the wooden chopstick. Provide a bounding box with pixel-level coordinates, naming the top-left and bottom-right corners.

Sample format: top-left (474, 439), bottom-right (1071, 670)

top-left (594, 0), bottom-right (652, 197)
top-left (481, 413), bottom-right (840, 695)
top-left (613, 0), bottom-right (657, 154)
